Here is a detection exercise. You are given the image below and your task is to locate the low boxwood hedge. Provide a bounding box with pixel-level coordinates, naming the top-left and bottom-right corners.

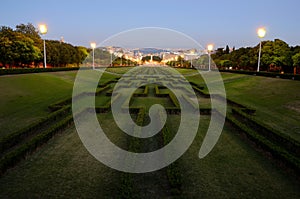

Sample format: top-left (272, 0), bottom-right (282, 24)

top-left (0, 106), bottom-right (71, 153)
top-left (0, 114), bottom-right (73, 176)
top-left (227, 113), bottom-right (300, 173)
top-left (0, 67), bottom-right (80, 76)
top-left (219, 70), bottom-right (300, 80)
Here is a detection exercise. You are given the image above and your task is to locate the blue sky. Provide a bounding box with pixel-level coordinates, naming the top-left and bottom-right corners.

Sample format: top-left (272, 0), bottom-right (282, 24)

top-left (1, 0), bottom-right (299, 49)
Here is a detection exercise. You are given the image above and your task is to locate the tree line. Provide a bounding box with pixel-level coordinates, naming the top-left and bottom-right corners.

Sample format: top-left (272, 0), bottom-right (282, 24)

top-left (212, 40), bottom-right (300, 73)
top-left (0, 23), bottom-right (88, 68)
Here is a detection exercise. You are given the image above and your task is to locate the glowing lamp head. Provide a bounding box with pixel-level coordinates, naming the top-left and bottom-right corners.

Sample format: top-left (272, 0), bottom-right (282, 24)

top-left (39, 24), bottom-right (47, 35)
top-left (90, 42), bottom-right (96, 49)
top-left (207, 44), bottom-right (214, 52)
top-left (257, 28), bottom-right (266, 38)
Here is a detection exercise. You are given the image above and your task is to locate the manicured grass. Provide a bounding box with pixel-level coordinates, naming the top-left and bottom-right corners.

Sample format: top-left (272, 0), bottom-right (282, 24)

top-left (185, 70), bottom-right (300, 142)
top-left (1, 67), bottom-right (300, 198)
top-left (221, 73), bottom-right (300, 142)
top-left (0, 72), bottom-right (76, 137)
top-left (1, 114), bottom-right (299, 198)
top-left (172, 115), bottom-right (300, 198)
top-left (0, 125), bottom-right (121, 198)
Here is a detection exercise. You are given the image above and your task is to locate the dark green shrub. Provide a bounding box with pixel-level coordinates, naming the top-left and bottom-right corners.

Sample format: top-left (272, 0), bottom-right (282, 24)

top-left (0, 67), bottom-right (80, 76)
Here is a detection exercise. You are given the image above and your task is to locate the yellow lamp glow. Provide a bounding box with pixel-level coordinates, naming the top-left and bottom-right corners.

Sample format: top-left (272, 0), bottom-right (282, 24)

top-left (257, 28), bottom-right (266, 38)
top-left (90, 42), bottom-right (96, 49)
top-left (39, 24), bottom-right (47, 35)
top-left (207, 44), bottom-right (214, 52)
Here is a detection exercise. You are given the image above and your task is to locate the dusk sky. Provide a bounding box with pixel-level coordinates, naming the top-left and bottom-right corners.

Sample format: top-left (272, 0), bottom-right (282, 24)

top-left (1, 0), bottom-right (299, 49)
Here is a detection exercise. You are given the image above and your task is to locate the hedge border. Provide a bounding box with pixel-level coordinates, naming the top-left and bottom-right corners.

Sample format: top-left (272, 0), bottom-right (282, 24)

top-left (0, 67), bottom-right (81, 76)
top-left (158, 111), bottom-right (182, 195)
top-left (219, 70), bottom-right (300, 81)
top-left (231, 107), bottom-right (300, 156)
top-left (227, 113), bottom-right (300, 173)
top-left (0, 106), bottom-right (71, 154)
top-left (0, 114), bottom-right (73, 176)
top-left (119, 107), bottom-right (144, 199)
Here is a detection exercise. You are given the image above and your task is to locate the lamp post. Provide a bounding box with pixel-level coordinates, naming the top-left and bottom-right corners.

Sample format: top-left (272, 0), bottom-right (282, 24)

top-left (257, 28), bottom-right (266, 72)
top-left (90, 42), bottom-right (96, 69)
top-left (109, 50), bottom-right (113, 66)
top-left (39, 24), bottom-right (48, 68)
top-left (207, 44), bottom-right (214, 71)
top-left (120, 53), bottom-right (123, 66)
top-left (181, 55), bottom-right (183, 67)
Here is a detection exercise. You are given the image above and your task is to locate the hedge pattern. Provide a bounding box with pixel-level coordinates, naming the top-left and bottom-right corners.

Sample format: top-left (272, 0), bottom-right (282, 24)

top-left (219, 70), bottom-right (300, 80)
top-left (158, 111), bottom-right (182, 195)
top-left (0, 115), bottom-right (73, 176)
top-left (0, 106), bottom-right (71, 154)
top-left (227, 113), bottom-right (300, 173)
top-left (0, 67), bottom-right (80, 76)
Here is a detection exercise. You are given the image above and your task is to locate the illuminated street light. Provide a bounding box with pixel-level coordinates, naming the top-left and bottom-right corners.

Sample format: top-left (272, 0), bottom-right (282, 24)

top-left (39, 24), bottom-right (48, 68)
top-left (257, 27), bottom-right (266, 72)
top-left (90, 42), bottom-right (96, 69)
top-left (207, 44), bottom-right (214, 71)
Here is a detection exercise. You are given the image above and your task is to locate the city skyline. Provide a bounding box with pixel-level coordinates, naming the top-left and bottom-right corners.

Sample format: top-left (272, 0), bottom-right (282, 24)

top-left (1, 0), bottom-right (300, 49)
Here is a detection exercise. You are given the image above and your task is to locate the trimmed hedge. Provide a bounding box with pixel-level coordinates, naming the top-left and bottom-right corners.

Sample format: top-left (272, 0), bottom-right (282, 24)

top-left (169, 93), bottom-right (180, 108)
top-left (182, 94), bottom-right (198, 110)
top-left (227, 113), bottom-right (300, 173)
top-left (158, 111), bottom-right (182, 195)
top-left (192, 85), bottom-right (210, 98)
top-left (133, 86), bottom-right (149, 97)
top-left (0, 114), bottom-right (73, 176)
top-left (219, 70), bottom-right (300, 81)
top-left (231, 107), bottom-right (300, 156)
top-left (0, 106), bottom-right (71, 154)
top-left (119, 108), bottom-right (144, 198)
top-left (154, 85), bottom-right (169, 97)
top-left (48, 98), bottom-right (72, 112)
top-left (0, 67), bottom-right (80, 76)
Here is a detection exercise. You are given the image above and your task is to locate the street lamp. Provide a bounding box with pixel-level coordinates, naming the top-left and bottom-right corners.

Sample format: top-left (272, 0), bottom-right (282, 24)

top-left (39, 24), bottom-right (48, 68)
top-left (257, 27), bottom-right (266, 72)
top-left (207, 44), bottom-right (214, 71)
top-left (109, 50), bottom-right (113, 66)
top-left (90, 42), bottom-right (96, 69)
top-left (120, 53), bottom-right (123, 66)
top-left (180, 55), bottom-right (183, 67)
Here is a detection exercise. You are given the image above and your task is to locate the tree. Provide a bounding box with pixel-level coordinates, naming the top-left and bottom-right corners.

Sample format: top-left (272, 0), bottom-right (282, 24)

top-left (225, 45), bottom-right (230, 54)
top-left (75, 46), bottom-right (89, 66)
top-left (292, 52), bottom-right (300, 67)
top-left (15, 23), bottom-right (41, 41)
top-left (0, 26), bottom-right (41, 68)
top-left (260, 39), bottom-right (292, 72)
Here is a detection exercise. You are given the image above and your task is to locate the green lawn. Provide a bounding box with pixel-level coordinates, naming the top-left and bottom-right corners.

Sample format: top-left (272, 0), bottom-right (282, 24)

top-left (221, 73), bottom-right (300, 141)
top-left (1, 114), bottom-right (299, 198)
top-left (169, 115), bottom-right (300, 198)
top-left (0, 67), bottom-right (300, 198)
top-left (0, 72), bottom-right (76, 137)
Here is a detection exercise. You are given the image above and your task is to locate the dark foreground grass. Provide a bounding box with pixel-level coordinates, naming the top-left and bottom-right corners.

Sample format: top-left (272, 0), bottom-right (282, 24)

top-left (1, 67), bottom-right (300, 198)
top-left (0, 115), bottom-right (299, 198)
top-left (0, 114), bottom-right (123, 198)
top-left (169, 115), bottom-right (300, 198)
